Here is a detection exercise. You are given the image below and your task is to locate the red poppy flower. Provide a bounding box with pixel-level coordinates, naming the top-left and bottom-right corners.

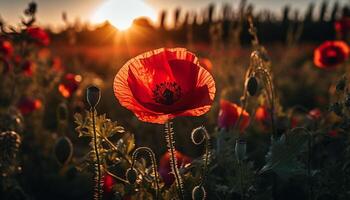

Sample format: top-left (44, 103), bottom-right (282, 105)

top-left (255, 106), bottom-right (270, 122)
top-left (113, 48), bottom-right (216, 124)
top-left (199, 57), bottom-right (213, 72)
top-left (103, 174), bottom-right (115, 193)
top-left (17, 97), bottom-right (42, 115)
top-left (58, 73), bottom-right (82, 98)
top-left (159, 150), bottom-right (192, 187)
top-left (308, 108), bottom-right (322, 120)
top-left (314, 41), bottom-right (349, 69)
top-left (218, 99), bottom-right (250, 131)
top-left (0, 40), bottom-right (13, 57)
top-left (21, 60), bottom-right (35, 76)
top-left (335, 17), bottom-right (350, 36)
top-left (328, 130), bottom-right (338, 137)
top-left (26, 27), bottom-right (50, 46)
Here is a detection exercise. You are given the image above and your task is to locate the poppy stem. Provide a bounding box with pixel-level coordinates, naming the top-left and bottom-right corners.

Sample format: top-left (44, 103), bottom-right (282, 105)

top-left (131, 147), bottom-right (160, 200)
top-left (91, 109), bottom-right (102, 200)
top-left (165, 121), bottom-right (185, 200)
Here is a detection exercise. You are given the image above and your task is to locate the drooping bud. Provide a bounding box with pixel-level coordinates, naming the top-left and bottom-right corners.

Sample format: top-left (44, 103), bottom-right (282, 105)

top-left (246, 76), bottom-right (258, 96)
top-left (125, 168), bottom-right (138, 184)
top-left (235, 139), bottom-right (247, 162)
top-left (54, 136), bottom-right (73, 165)
top-left (192, 185), bottom-right (206, 200)
top-left (86, 86), bottom-right (101, 108)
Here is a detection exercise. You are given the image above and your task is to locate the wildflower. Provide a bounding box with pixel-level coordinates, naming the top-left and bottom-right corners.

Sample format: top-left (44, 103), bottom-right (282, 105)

top-left (21, 60), bottom-right (35, 76)
top-left (218, 100), bottom-right (250, 131)
top-left (113, 48), bottom-right (216, 124)
top-left (0, 40), bottom-right (14, 57)
top-left (26, 27), bottom-right (50, 46)
top-left (159, 150), bottom-right (192, 187)
top-left (314, 41), bottom-right (349, 69)
top-left (335, 17), bottom-right (350, 36)
top-left (255, 105), bottom-right (270, 123)
top-left (58, 73), bottom-right (82, 98)
top-left (103, 174), bottom-right (114, 193)
top-left (17, 97), bottom-right (42, 115)
top-left (308, 108), bottom-right (322, 120)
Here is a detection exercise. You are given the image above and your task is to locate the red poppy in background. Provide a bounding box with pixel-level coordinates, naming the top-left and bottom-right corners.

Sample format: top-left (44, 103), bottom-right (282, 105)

top-left (255, 106), bottom-right (270, 123)
top-left (113, 48), bottom-right (216, 124)
top-left (26, 27), bottom-right (50, 46)
top-left (199, 57), bottom-right (213, 72)
top-left (58, 73), bottom-right (82, 98)
top-left (17, 97), bottom-right (42, 115)
top-left (103, 174), bottom-right (114, 194)
top-left (308, 108), bottom-right (322, 120)
top-left (314, 41), bottom-right (349, 69)
top-left (218, 99), bottom-right (250, 131)
top-left (328, 130), bottom-right (338, 137)
top-left (21, 60), bottom-right (35, 76)
top-left (335, 17), bottom-right (350, 36)
top-left (0, 40), bottom-right (14, 57)
top-left (159, 150), bottom-right (192, 187)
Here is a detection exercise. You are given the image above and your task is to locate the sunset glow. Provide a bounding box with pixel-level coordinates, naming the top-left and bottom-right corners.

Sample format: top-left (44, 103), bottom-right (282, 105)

top-left (91, 0), bottom-right (156, 30)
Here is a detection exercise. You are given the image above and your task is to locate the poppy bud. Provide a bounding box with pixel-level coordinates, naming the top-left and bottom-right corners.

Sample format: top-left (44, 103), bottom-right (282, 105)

top-left (0, 131), bottom-right (21, 167)
top-left (192, 185), bottom-right (206, 200)
top-left (125, 168), bottom-right (137, 184)
top-left (54, 136), bottom-right (73, 165)
top-left (246, 76), bottom-right (258, 96)
top-left (235, 139), bottom-right (247, 162)
top-left (86, 86), bottom-right (101, 108)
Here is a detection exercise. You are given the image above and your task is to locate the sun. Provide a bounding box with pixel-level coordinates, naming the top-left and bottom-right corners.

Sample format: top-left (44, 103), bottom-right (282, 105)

top-left (91, 0), bottom-right (156, 30)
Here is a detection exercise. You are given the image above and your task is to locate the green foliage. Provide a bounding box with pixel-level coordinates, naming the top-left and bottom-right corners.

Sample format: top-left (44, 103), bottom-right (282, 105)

top-left (260, 130), bottom-right (308, 178)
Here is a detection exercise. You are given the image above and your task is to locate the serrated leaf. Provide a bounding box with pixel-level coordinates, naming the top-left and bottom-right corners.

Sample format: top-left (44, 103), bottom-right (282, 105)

top-left (260, 129), bottom-right (308, 178)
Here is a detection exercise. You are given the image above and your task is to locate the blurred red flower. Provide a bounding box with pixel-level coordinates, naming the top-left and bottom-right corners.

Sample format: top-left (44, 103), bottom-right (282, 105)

top-left (335, 17), bottom-right (350, 36)
top-left (103, 174), bottom-right (114, 193)
top-left (159, 150), bottom-right (192, 187)
top-left (218, 99), bottom-right (250, 131)
top-left (21, 60), bottom-right (35, 76)
top-left (26, 27), bottom-right (50, 46)
top-left (328, 130), bottom-right (338, 137)
top-left (113, 48), bottom-right (216, 124)
top-left (314, 41), bottom-right (349, 69)
top-left (0, 40), bottom-right (14, 57)
top-left (308, 108), bottom-right (322, 120)
top-left (51, 57), bottom-right (63, 72)
top-left (199, 57), bottom-right (213, 72)
top-left (255, 106), bottom-right (270, 123)
top-left (58, 73), bottom-right (82, 98)
top-left (17, 97), bottom-right (42, 115)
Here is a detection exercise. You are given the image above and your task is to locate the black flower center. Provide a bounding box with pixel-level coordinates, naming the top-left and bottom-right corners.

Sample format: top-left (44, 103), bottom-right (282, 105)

top-left (153, 82), bottom-right (181, 105)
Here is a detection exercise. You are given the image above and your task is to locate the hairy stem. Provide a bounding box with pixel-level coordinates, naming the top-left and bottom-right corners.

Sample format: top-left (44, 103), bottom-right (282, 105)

top-left (165, 121), bottom-right (184, 200)
top-left (132, 147), bottom-right (160, 200)
top-left (91, 109), bottom-right (102, 200)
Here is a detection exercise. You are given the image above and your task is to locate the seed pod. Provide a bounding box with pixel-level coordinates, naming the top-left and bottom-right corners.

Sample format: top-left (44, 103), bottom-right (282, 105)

top-left (86, 86), bottom-right (101, 108)
top-left (125, 168), bottom-right (137, 184)
top-left (246, 76), bottom-right (258, 96)
top-left (235, 139), bottom-right (247, 162)
top-left (0, 131), bottom-right (21, 167)
top-left (192, 185), bottom-right (206, 200)
top-left (54, 136), bottom-right (73, 165)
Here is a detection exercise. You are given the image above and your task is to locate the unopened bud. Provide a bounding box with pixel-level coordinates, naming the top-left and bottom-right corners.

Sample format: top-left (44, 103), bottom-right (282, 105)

top-left (86, 86), bottom-right (101, 108)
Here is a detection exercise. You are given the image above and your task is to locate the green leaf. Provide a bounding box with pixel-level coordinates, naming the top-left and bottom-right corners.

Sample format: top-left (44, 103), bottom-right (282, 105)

top-left (260, 129), bottom-right (308, 178)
